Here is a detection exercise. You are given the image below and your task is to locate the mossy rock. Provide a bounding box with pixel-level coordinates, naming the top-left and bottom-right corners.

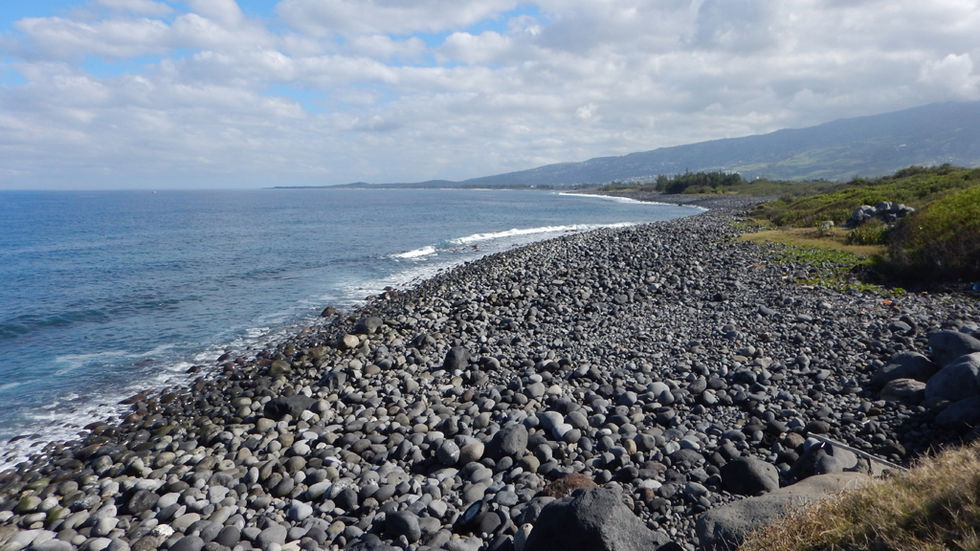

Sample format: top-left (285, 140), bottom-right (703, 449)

top-left (15, 494), bottom-right (41, 513)
top-left (269, 359), bottom-right (292, 376)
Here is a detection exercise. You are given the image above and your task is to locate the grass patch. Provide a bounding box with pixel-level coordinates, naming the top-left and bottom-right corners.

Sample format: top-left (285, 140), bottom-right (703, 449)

top-left (741, 227), bottom-right (884, 257)
top-left (740, 440), bottom-right (980, 551)
top-left (739, 228), bottom-right (900, 295)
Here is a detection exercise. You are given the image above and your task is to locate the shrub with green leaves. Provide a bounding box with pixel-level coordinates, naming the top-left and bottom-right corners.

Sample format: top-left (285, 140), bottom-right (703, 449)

top-left (846, 218), bottom-right (890, 245)
top-left (888, 185), bottom-right (980, 280)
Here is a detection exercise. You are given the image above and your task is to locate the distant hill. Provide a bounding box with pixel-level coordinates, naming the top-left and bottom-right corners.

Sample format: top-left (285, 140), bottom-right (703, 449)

top-left (450, 101), bottom-right (980, 187)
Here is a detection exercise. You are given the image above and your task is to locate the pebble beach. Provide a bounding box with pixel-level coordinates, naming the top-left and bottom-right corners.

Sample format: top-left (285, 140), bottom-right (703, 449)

top-left (2, 198), bottom-right (979, 551)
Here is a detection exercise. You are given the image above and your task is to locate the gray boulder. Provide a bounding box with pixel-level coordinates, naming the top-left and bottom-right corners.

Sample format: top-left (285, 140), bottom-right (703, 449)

top-left (935, 396), bottom-right (980, 428)
top-left (353, 316), bottom-right (383, 334)
top-left (524, 487), bottom-right (670, 551)
top-left (443, 346), bottom-right (471, 371)
top-left (924, 352), bottom-right (980, 407)
top-left (871, 352), bottom-right (937, 388)
top-left (846, 205), bottom-right (877, 227)
top-left (928, 330), bottom-right (980, 367)
top-left (880, 378), bottom-right (926, 403)
top-left (720, 457), bottom-right (779, 496)
top-left (486, 423), bottom-right (529, 459)
top-left (696, 472), bottom-right (870, 551)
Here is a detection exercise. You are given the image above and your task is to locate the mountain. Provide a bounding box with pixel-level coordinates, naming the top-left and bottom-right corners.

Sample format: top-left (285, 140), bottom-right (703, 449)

top-left (452, 101), bottom-right (980, 187)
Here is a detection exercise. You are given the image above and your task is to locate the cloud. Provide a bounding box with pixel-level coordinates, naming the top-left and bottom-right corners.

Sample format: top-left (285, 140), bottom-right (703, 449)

top-left (275, 0), bottom-right (519, 36)
top-left (920, 53), bottom-right (980, 99)
top-left (13, 16), bottom-right (172, 59)
top-left (2, 0), bottom-right (980, 188)
top-left (185, 0), bottom-right (245, 27)
top-left (93, 0), bottom-right (173, 17)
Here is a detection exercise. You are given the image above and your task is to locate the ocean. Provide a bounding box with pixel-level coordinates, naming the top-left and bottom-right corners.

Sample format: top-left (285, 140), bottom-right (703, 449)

top-left (0, 187), bottom-right (700, 465)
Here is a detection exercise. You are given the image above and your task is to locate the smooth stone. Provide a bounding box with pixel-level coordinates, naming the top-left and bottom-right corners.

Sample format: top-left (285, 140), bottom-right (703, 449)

top-left (696, 472), bottom-right (870, 551)
top-left (524, 487), bottom-right (668, 551)
top-left (721, 457), bottom-right (780, 496)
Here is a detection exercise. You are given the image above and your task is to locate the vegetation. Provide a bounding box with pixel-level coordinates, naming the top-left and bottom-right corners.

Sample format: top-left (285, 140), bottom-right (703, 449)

top-left (740, 440), bottom-right (980, 551)
top-left (753, 164), bottom-right (980, 227)
top-left (603, 171), bottom-right (745, 194)
top-left (887, 185), bottom-right (980, 280)
top-left (747, 165), bottom-right (980, 283)
top-left (601, 173), bottom-right (845, 198)
top-left (740, 230), bottom-right (896, 296)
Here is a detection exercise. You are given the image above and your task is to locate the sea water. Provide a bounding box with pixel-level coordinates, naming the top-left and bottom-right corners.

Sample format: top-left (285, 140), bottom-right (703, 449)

top-left (0, 187), bottom-right (700, 465)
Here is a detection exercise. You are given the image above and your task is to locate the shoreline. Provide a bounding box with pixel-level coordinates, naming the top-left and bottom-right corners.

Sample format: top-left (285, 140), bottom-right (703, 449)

top-left (2, 204), bottom-right (978, 550)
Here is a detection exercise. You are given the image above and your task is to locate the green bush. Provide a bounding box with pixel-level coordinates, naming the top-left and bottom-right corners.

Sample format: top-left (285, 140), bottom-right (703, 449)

top-left (888, 185), bottom-right (980, 280)
top-left (846, 219), bottom-right (891, 245)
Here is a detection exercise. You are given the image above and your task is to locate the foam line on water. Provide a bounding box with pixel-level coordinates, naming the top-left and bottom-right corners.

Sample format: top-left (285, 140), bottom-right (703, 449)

top-left (390, 245), bottom-right (437, 260)
top-left (558, 191), bottom-right (709, 211)
top-left (448, 223), bottom-right (632, 246)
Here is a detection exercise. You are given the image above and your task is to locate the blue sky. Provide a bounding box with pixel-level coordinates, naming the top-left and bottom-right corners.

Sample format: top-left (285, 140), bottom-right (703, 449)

top-left (1, 0), bottom-right (979, 189)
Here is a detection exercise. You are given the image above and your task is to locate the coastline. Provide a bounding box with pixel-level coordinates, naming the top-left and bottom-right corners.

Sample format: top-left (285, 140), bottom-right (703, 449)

top-left (1, 203), bottom-right (978, 550)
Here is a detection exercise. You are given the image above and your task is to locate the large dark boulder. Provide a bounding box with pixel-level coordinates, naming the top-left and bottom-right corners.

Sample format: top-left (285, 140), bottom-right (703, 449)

top-left (935, 396), bottom-right (980, 428)
top-left (263, 395), bottom-right (317, 420)
top-left (486, 423), bottom-right (528, 459)
top-left (720, 457), bottom-right (779, 496)
top-left (443, 346), bottom-right (471, 371)
top-left (924, 352), bottom-right (980, 407)
top-left (353, 316), bottom-right (383, 334)
top-left (871, 351), bottom-right (938, 388)
top-left (928, 330), bottom-right (980, 367)
top-left (524, 487), bottom-right (670, 551)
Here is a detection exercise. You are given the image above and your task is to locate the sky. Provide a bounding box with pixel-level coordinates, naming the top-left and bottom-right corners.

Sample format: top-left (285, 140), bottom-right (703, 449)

top-left (1, 1), bottom-right (979, 189)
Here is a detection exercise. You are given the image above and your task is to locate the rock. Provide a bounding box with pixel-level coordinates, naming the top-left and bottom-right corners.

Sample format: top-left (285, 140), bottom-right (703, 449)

top-left (524, 487), bottom-right (669, 551)
top-left (924, 352), bottom-right (980, 407)
top-left (353, 316), bottom-right (383, 334)
top-left (214, 526), bottom-right (241, 548)
top-left (340, 334), bottom-right (360, 349)
top-left (126, 490), bottom-right (158, 515)
top-left (384, 511), bottom-right (422, 543)
top-left (871, 352), bottom-right (937, 388)
top-left (169, 536), bottom-right (205, 551)
top-left (269, 359), bottom-right (292, 376)
top-left (720, 457), bottom-right (779, 496)
top-left (256, 524), bottom-right (288, 548)
top-left (538, 473), bottom-right (598, 498)
top-left (347, 534), bottom-right (399, 551)
top-left (264, 395), bottom-right (317, 420)
top-left (696, 472), bottom-right (870, 551)
top-left (437, 440), bottom-right (461, 466)
top-left (880, 378), bottom-right (926, 403)
top-left (487, 423), bottom-right (528, 459)
top-left (935, 396), bottom-right (980, 428)
top-left (928, 331), bottom-right (980, 367)
top-left (3, 530), bottom-right (54, 551)
top-left (444, 347), bottom-right (471, 371)
top-left (31, 540), bottom-right (74, 551)
top-left (287, 501), bottom-right (313, 522)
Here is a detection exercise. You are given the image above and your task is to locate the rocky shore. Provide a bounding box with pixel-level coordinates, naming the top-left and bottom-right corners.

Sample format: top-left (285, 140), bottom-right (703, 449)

top-left (2, 202), bottom-right (979, 551)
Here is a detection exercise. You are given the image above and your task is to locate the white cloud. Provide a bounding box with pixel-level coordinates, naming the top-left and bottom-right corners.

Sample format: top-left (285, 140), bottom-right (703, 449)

top-left (14, 16), bottom-right (172, 59)
top-left (94, 0), bottom-right (173, 17)
top-left (275, 0), bottom-right (519, 36)
top-left (2, 0), bottom-right (980, 188)
top-left (185, 0), bottom-right (245, 27)
top-left (919, 53), bottom-right (980, 99)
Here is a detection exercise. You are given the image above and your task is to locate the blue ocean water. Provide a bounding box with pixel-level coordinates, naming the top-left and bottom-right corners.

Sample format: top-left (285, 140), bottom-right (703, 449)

top-left (0, 188), bottom-right (699, 464)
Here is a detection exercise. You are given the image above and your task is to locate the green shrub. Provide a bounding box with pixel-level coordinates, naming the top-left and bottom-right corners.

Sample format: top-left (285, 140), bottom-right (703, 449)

top-left (846, 219), bottom-right (891, 245)
top-left (888, 185), bottom-right (980, 280)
